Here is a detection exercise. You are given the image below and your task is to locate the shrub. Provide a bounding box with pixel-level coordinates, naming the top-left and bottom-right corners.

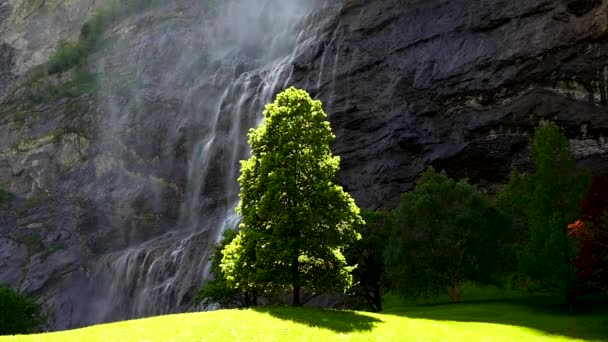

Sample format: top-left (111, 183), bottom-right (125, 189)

top-left (0, 284), bottom-right (46, 335)
top-left (386, 167), bottom-right (511, 302)
top-left (195, 230), bottom-right (254, 308)
top-left (345, 210), bottom-right (391, 312)
top-left (0, 189), bottom-right (10, 204)
top-left (46, 41), bottom-right (85, 75)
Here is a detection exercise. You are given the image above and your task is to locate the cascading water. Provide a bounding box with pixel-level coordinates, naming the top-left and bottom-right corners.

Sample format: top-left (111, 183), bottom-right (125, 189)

top-left (74, 0), bottom-right (339, 326)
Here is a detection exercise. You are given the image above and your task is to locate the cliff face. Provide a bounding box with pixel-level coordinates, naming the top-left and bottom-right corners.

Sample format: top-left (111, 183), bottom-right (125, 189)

top-left (298, 0), bottom-right (608, 207)
top-left (1, 0), bottom-right (608, 330)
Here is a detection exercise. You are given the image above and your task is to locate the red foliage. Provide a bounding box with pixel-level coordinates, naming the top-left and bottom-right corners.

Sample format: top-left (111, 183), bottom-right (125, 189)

top-left (569, 176), bottom-right (608, 292)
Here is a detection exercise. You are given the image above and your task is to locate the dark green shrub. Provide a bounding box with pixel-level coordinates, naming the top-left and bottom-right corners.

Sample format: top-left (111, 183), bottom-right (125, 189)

top-left (195, 229), bottom-right (256, 308)
top-left (46, 41), bottom-right (84, 75)
top-left (345, 210), bottom-right (391, 312)
top-left (386, 167), bottom-right (512, 302)
top-left (0, 284), bottom-right (46, 335)
top-left (0, 189), bottom-right (10, 204)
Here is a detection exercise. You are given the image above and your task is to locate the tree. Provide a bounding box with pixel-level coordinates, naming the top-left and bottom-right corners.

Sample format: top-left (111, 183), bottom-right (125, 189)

top-left (566, 176), bottom-right (608, 294)
top-left (0, 284), bottom-right (46, 335)
top-left (195, 230), bottom-right (257, 309)
top-left (345, 210), bottom-right (391, 312)
top-left (386, 167), bottom-right (511, 302)
top-left (501, 122), bottom-right (591, 302)
top-left (221, 87), bottom-right (363, 306)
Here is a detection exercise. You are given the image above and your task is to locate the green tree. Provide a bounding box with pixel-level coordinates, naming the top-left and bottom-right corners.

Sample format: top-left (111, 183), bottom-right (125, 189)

top-left (195, 230), bottom-right (257, 308)
top-left (345, 210), bottom-right (391, 312)
top-left (0, 284), bottom-right (46, 335)
top-left (221, 87), bottom-right (363, 306)
top-left (501, 122), bottom-right (591, 302)
top-left (386, 167), bottom-right (511, 302)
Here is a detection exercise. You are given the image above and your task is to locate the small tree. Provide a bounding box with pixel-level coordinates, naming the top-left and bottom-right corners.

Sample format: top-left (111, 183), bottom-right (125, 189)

top-left (195, 230), bottom-right (257, 309)
top-left (501, 122), bottom-right (591, 302)
top-left (0, 284), bottom-right (46, 335)
top-left (386, 167), bottom-right (511, 302)
top-left (221, 87), bottom-right (363, 305)
top-left (345, 210), bottom-right (391, 312)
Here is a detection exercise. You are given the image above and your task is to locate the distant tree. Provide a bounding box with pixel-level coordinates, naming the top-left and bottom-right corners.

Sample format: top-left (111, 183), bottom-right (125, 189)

top-left (0, 284), bottom-right (46, 335)
top-left (500, 122), bottom-right (591, 302)
top-left (566, 176), bottom-right (608, 294)
top-left (195, 230), bottom-right (257, 308)
top-left (386, 167), bottom-right (511, 302)
top-left (221, 87), bottom-right (363, 305)
top-left (345, 210), bottom-right (391, 312)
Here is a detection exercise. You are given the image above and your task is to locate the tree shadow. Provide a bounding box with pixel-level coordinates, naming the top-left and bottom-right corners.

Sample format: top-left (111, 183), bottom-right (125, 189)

top-left (385, 295), bottom-right (608, 341)
top-left (253, 306), bottom-right (383, 333)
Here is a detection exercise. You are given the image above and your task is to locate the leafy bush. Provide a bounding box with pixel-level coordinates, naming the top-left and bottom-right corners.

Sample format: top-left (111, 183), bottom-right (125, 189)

top-left (345, 210), bottom-right (391, 312)
top-left (386, 167), bottom-right (511, 302)
top-left (195, 229), bottom-right (254, 308)
top-left (0, 189), bottom-right (10, 204)
top-left (0, 284), bottom-right (46, 335)
top-left (46, 41), bottom-right (85, 75)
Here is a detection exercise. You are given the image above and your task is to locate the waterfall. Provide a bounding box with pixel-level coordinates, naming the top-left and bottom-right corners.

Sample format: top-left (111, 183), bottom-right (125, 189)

top-left (80, 0), bottom-right (328, 326)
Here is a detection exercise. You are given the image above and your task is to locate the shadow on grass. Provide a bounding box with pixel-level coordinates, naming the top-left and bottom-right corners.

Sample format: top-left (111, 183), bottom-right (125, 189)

top-left (253, 306), bottom-right (383, 333)
top-left (385, 295), bottom-right (608, 341)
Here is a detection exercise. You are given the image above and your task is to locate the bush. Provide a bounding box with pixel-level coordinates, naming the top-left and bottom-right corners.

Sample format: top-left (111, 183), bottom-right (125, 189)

top-left (0, 284), bottom-right (46, 335)
top-left (345, 210), bottom-right (391, 312)
top-left (195, 230), bottom-right (256, 308)
top-left (46, 41), bottom-right (85, 75)
top-left (386, 167), bottom-right (511, 302)
top-left (0, 189), bottom-right (10, 204)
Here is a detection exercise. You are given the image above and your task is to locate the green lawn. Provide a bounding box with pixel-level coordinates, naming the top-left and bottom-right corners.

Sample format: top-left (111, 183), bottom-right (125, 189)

top-left (3, 293), bottom-right (607, 342)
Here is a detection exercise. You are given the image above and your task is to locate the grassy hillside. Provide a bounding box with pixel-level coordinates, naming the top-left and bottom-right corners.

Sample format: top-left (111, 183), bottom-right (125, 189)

top-left (2, 292), bottom-right (607, 342)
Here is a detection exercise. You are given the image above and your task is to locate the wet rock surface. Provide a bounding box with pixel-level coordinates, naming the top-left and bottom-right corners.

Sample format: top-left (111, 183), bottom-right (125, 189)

top-left (293, 0), bottom-right (608, 206)
top-left (0, 0), bottom-right (608, 330)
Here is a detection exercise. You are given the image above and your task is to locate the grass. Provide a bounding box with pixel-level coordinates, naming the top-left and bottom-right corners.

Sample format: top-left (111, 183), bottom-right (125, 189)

top-left (2, 290), bottom-right (607, 342)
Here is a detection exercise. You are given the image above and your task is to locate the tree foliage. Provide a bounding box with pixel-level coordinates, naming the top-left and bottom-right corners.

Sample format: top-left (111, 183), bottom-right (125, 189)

top-left (567, 176), bottom-right (608, 294)
top-left (386, 167), bottom-right (511, 302)
top-left (0, 284), bottom-right (46, 335)
top-left (221, 87), bottom-right (363, 305)
top-left (500, 122), bottom-right (591, 300)
top-left (345, 210), bottom-right (391, 312)
top-left (195, 230), bottom-right (257, 309)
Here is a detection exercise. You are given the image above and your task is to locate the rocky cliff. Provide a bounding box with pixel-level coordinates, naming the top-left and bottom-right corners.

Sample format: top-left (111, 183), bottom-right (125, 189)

top-left (1, 0), bottom-right (607, 330)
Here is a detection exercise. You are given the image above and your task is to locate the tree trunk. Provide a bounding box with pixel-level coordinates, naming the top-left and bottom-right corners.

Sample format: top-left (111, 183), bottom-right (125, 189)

top-left (243, 292), bottom-right (250, 308)
top-left (293, 285), bottom-right (301, 306)
top-left (448, 283), bottom-right (461, 303)
top-left (292, 250), bottom-right (301, 306)
top-left (372, 286), bottom-right (383, 312)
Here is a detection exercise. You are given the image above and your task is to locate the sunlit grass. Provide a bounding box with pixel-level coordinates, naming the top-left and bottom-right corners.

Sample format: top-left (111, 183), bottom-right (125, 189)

top-left (3, 290), bottom-right (607, 342)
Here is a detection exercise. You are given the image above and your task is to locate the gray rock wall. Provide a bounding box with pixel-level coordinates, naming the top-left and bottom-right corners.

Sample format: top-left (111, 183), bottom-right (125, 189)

top-left (289, 0), bottom-right (608, 207)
